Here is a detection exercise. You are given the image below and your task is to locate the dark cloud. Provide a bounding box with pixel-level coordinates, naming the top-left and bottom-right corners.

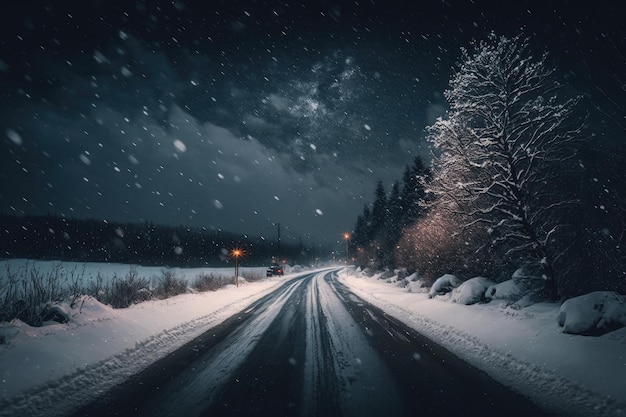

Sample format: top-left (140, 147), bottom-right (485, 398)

top-left (1, 0), bottom-right (624, 246)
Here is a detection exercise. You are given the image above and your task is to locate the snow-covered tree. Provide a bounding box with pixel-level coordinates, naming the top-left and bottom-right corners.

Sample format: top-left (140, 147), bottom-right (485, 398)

top-left (427, 34), bottom-right (585, 300)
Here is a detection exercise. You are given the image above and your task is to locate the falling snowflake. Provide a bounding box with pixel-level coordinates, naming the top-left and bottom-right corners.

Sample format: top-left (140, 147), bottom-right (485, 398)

top-left (315, 209), bottom-right (323, 215)
top-left (173, 139), bottom-right (187, 152)
top-left (364, 124), bottom-right (372, 131)
top-left (213, 199), bottom-right (224, 209)
top-left (6, 129), bottom-right (22, 145)
top-left (79, 154), bottom-right (91, 165)
top-left (93, 50), bottom-right (109, 64)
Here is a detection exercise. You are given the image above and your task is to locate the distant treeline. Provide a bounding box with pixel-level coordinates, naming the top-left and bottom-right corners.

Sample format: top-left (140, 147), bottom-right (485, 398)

top-left (0, 213), bottom-right (309, 267)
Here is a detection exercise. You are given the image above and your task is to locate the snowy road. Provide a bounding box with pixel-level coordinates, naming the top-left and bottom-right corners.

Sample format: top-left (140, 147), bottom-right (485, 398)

top-left (69, 271), bottom-right (551, 417)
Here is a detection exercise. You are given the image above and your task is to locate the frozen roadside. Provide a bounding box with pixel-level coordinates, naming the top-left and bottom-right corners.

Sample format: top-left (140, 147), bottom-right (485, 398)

top-left (336, 269), bottom-right (626, 417)
top-left (0, 273), bottom-right (299, 417)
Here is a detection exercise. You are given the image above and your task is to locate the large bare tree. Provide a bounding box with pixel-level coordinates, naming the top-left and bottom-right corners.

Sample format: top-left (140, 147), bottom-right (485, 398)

top-left (427, 34), bottom-right (585, 300)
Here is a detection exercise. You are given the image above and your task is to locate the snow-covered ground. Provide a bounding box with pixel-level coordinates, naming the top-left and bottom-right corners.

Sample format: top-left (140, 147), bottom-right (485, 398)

top-left (0, 259), bottom-right (298, 417)
top-left (339, 269), bottom-right (626, 417)
top-left (0, 260), bottom-right (625, 417)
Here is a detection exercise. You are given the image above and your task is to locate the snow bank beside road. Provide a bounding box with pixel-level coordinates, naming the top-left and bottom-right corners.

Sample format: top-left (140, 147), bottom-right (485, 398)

top-left (1, 261), bottom-right (625, 417)
top-left (557, 291), bottom-right (626, 336)
top-left (337, 269), bottom-right (626, 417)
top-left (0, 272), bottom-right (292, 415)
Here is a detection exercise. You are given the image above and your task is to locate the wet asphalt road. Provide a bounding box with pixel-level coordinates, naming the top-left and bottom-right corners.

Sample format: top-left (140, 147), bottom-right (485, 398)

top-left (69, 270), bottom-right (553, 417)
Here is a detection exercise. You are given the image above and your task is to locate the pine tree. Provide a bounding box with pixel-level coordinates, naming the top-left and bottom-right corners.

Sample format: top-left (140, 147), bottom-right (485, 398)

top-left (351, 205), bottom-right (371, 268)
top-left (370, 181), bottom-right (387, 240)
top-left (400, 156), bottom-right (429, 230)
top-left (382, 181), bottom-right (403, 269)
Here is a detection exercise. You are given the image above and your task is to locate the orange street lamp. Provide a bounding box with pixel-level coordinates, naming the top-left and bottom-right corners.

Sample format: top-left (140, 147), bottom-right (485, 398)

top-left (231, 247), bottom-right (243, 287)
top-left (343, 232), bottom-right (350, 264)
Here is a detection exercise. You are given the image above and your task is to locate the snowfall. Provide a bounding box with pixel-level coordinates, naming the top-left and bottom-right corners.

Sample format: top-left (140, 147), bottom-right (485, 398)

top-left (0, 259), bottom-right (625, 417)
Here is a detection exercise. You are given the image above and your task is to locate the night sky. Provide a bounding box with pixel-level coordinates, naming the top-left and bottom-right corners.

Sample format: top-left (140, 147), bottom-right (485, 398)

top-left (1, 0), bottom-right (624, 246)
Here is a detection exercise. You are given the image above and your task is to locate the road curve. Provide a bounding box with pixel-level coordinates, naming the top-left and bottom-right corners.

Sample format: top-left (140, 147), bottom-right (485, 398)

top-left (70, 270), bottom-right (552, 417)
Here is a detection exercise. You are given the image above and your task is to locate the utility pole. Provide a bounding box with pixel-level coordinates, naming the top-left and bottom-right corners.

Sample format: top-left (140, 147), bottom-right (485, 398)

top-left (231, 247), bottom-right (242, 287)
top-left (277, 222), bottom-right (281, 262)
top-left (343, 232), bottom-right (350, 264)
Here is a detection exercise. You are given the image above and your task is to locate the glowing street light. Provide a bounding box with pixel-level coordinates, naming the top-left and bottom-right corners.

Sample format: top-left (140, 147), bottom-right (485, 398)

top-left (231, 246), bottom-right (243, 287)
top-left (343, 232), bottom-right (350, 264)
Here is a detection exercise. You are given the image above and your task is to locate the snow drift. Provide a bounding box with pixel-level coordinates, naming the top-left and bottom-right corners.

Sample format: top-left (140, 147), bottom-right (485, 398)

top-left (557, 291), bottom-right (626, 336)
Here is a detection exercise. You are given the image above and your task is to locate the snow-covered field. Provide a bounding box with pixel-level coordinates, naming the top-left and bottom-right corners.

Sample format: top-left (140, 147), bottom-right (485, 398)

top-left (0, 260), bottom-right (625, 417)
top-left (0, 258), bottom-right (269, 289)
top-left (0, 259), bottom-right (292, 417)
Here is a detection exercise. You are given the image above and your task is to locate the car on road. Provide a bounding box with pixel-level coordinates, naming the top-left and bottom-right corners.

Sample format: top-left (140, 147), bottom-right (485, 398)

top-left (266, 263), bottom-right (284, 277)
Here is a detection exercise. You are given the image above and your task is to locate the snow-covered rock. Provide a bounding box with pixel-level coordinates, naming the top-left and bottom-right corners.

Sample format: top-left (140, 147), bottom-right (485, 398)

top-left (484, 269), bottom-right (545, 308)
top-left (428, 274), bottom-right (462, 298)
top-left (557, 291), bottom-right (626, 336)
top-left (402, 273), bottom-right (427, 293)
top-left (512, 267), bottom-right (540, 280)
top-left (379, 270), bottom-right (395, 281)
top-left (404, 272), bottom-right (419, 282)
top-left (406, 280), bottom-right (428, 293)
top-left (484, 279), bottom-right (523, 302)
top-left (451, 277), bottom-right (496, 305)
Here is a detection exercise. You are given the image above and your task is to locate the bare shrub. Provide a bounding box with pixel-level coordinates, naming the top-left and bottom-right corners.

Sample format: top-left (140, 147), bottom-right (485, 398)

top-left (0, 262), bottom-right (67, 326)
top-left (241, 270), bottom-right (264, 282)
top-left (64, 263), bottom-right (86, 308)
top-left (193, 272), bottom-right (232, 292)
top-left (0, 262), bottom-right (182, 325)
top-left (154, 269), bottom-right (188, 299)
top-left (0, 264), bottom-right (20, 323)
top-left (87, 271), bottom-right (107, 300)
top-left (106, 269), bottom-right (151, 308)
